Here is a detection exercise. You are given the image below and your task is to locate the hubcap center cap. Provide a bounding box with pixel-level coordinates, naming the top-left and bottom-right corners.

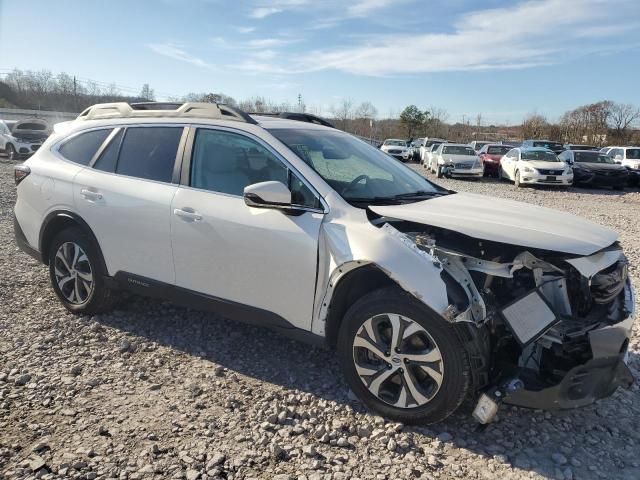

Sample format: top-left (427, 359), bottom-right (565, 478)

top-left (391, 356), bottom-right (402, 365)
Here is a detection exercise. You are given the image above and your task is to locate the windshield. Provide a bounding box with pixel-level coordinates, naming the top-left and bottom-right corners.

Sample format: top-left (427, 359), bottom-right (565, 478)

top-left (487, 146), bottom-right (511, 155)
top-left (443, 146), bottom-right (475, 156)
top-left (627, 148), bottom-right (640, 159)
top-left (411, 138), bottom-right (424, 147)
top-left (532, 141), bottom-right (563, 150)
top-left (430, 143), bottom-right (443, 151)
top-left (384, 140), bottom-right (406, 146)
top-left (473, 142), bottom-right (489, 149)
top-left (522, 150), bottom-right (559, 162)
top-left (574, 152), bottom-right (614, 164)
top-left (268, 128), bottom-right (443, 202)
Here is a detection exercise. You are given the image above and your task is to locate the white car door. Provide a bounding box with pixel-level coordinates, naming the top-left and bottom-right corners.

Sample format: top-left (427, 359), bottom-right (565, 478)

top-left (0, 122), bottom-right (10, 151)
top-left (501, 149), bottom-right (516, 179)
top-left (170, 127), bottom-right (325, 331)
top-left (73, 125), bottom-right (184, 283)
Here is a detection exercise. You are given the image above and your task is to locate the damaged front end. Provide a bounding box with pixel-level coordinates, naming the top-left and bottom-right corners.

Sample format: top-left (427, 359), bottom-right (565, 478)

top-left (385, 221), bottom-right (635, 421)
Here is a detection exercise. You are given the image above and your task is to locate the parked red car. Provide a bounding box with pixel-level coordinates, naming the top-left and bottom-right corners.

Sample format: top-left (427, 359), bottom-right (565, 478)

top-left (477, 144), bottom-right (512, 176)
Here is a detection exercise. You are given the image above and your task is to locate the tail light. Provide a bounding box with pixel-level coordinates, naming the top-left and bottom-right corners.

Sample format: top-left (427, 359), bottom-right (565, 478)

top-left (14, 164), bottom-right (31, 186)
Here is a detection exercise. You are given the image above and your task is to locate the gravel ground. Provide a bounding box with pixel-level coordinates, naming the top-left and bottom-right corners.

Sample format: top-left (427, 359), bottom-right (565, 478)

top-left (1, 158), bottom-right (639, 480)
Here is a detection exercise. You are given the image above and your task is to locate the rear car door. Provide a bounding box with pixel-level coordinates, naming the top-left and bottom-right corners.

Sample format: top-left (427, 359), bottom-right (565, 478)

top-left (73, 125), bottom-right (186, 283)
top-left (170, 126), bottom-right (324, 331)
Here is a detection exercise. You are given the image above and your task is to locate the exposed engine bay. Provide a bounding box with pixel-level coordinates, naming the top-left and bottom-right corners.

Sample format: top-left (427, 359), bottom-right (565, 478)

top-left (379, 219), bottom-right (635, 422)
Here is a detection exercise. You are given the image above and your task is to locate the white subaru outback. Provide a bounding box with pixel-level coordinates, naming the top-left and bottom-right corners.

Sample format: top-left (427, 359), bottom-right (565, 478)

top-left (13, 102), bottom-right (635, 424)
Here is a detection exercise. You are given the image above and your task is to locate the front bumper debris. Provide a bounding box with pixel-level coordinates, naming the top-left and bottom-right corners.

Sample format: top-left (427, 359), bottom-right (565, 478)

top-left (504, 354), bottom-right (633, 409)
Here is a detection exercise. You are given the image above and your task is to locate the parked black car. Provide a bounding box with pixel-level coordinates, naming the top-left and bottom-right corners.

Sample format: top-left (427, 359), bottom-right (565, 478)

top-left (558, 150), bottom-right (628, 189)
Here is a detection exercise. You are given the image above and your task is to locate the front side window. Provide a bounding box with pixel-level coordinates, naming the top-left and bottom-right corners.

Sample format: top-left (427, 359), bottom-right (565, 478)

top-left (59, 129), bottom-right (112, 165)
top-left (116, 127), bottom-right (183, 182)
top-left (190, 129), bottom-right (319, 208)
top-left (268, 128), bottom-right (443, 202)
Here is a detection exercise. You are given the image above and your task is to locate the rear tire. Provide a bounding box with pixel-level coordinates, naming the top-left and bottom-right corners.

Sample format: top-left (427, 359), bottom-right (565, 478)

top-left (337, 287), bottom-right (470, 424)
top-left (48, 227), bottom-right (115, 315)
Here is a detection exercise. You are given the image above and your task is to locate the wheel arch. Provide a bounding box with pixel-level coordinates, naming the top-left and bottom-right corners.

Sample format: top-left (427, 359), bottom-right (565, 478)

top-left (39, 211), bottom-right (104, 267)
top-left (323, 263), bottom-right (402, 348)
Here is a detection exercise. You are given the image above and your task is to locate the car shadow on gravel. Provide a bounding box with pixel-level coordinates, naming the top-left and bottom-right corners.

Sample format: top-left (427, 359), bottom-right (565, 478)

top-left (93, 293), bottom-right (640, 480)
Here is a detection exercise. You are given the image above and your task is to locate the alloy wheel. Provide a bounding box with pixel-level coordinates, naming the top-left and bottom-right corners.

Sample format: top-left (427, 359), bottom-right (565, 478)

top-left (352, 313), bottom-right (444, 409)
top-left (53, 242), bottom-right (94, 305)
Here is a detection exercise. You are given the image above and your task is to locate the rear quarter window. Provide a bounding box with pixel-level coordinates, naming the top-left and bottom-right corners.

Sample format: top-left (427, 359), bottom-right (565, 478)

top-left (58, 129), bottom-right (112, 165)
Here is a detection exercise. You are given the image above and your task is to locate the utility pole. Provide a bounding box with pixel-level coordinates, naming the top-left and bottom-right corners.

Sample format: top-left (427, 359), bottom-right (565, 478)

top-left (73, 76), bottom-right (77, 112)
top-left (297, 93), bottom-right (302, 113)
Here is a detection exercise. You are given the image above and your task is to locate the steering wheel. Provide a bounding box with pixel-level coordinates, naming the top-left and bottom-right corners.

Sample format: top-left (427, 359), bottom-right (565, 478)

top-left (342, 174), bottom-right (370, 195)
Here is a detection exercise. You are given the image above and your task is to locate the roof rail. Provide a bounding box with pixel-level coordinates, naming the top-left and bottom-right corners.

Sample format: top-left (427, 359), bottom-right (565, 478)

top-left (77, 102), bottom-right (258, 125)
top-left (251, 112), bottom-right (335, 128)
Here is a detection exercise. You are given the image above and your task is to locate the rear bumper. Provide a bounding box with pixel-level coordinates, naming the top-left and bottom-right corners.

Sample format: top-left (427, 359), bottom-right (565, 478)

top-left (14, 215), bottom-right (42, 262)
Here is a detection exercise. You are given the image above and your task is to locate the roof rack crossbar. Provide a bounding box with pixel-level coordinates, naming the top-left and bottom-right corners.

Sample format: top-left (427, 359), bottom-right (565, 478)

top-left (249, 111), bottom-right (335, 128)
top-left (77, 102), bottom-right (258, 125)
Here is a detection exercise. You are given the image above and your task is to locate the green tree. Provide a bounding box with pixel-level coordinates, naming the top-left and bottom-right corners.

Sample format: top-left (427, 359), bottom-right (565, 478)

top-left (399, 105), bottom-right (425, 138)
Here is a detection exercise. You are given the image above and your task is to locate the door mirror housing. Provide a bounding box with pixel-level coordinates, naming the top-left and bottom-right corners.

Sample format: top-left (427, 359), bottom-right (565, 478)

top-left (244, 181), bottom-right (292, 210)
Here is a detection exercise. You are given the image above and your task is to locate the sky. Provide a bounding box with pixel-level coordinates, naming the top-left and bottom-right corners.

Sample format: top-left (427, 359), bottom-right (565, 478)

top-left (0, 0), bottom-right (639, 124)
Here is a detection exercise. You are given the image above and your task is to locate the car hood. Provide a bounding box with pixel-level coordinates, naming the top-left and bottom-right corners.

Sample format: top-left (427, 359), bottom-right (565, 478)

top-left (525, 161), bottom-right (566, 170)
top-left (369, 192), bottom-right (618, 255)
top-left (575, 162), bottom-right (627, 171)
top-left (442, 154), bottom-right (478, 162)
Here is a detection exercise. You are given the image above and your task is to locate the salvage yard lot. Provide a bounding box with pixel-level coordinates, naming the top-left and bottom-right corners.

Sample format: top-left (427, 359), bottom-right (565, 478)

top-left (1, 158), bottom-right (639, 480)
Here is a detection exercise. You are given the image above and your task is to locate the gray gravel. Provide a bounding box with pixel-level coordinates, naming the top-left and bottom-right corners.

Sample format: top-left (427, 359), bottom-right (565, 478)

top-left (1, 157), bottom-right (639, 480)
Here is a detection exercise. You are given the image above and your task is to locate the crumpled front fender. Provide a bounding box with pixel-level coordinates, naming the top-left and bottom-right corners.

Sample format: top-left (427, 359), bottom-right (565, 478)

top-left (312, 219), bottom-right (449, 336)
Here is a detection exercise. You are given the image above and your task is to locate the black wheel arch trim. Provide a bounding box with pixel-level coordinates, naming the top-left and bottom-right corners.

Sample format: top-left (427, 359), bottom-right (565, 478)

top-left (38, 210), bottom-right (106, 267)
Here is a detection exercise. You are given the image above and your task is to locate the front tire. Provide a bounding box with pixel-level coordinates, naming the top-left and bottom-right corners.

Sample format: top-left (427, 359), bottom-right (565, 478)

top-left (514, 170), bottom-right (522, 187)
top-left (48, 227), bottom-right (114, 315)
top-left (337, 287), bottom-right (470, 424)
top-left (436, 165), bottom-right (444, 178)
top-left (7, 144), bottom-right (17, 161)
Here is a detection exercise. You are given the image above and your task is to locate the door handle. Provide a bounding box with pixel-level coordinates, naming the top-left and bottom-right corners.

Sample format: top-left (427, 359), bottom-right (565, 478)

top-left (80, 188), bottom-right (103, 200)
top-left (173, 208), bottom-right (203, 221)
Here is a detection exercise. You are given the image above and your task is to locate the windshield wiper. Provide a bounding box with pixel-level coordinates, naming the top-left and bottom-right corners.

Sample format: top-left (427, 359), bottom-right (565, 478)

top-left (392, 190), bottom-right (448, 199)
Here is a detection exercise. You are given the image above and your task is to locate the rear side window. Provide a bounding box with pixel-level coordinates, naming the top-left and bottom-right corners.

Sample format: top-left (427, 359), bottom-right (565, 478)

top-left (116, 127), bottom-right (183, 182)
top-left (59, 129), bottom-right (112, 165)
top-left (94, 129), bottom-right (124, 172)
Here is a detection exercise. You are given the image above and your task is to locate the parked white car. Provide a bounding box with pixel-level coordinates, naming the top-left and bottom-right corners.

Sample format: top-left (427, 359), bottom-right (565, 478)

top-left (419, 137), bottom-right (447, 163)
top-left (606, 146), bottom-right (640, 169)
top-left (422, 143), bottom-right (443, 171)
top-left (499, 147), bottom-right (573, 187)
top-left (380, 139), bottom-right (410, 162)
top-left (431, 143), bottom-right (483, 178)
top-left (13, 102), bottom-right (635, 425)
top-left (0, 118), bottom-right (50, 160)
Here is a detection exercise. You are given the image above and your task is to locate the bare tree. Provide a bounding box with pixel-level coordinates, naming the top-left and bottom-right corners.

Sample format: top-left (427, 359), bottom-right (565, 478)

top-left (608, 102), bottom-right (640, 143)
top-left (521, 113), bottom-right (549, 139)
top-left (139, 84), bottom-right (156, 101)
top-left (330, 99), bottom-right (354, 130)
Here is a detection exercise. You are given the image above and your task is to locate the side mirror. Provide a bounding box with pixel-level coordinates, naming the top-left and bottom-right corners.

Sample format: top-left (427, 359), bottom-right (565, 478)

top-left (244, 181), bottom-right (292, 210)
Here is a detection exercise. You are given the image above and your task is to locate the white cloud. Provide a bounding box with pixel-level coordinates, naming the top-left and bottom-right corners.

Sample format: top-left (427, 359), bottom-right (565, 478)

top-left (249, 0), bottom-right (309, 19)
top-left (347, 0), bottom-right (405, 16)
top-left (236, 26), bottom-right (256, 34)
top-left (147, 43), bottom-right (212, 68)
top-left (250, 7), bottom-right (282, 19)
top-left (247, 0), bottom-right (638, 76)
